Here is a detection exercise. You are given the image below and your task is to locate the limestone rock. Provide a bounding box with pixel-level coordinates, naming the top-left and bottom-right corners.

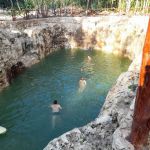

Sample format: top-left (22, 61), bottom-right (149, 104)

top-left (112, 128), bottom-right (134, 150)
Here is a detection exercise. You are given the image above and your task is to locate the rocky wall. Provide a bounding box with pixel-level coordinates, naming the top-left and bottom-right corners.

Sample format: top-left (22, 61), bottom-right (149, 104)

top-left (0, 24), bottom-right (68, 90)
top-left (0, 17), bottom-right (149, 59)
top-left (0, 16), bottom-right (148, 91)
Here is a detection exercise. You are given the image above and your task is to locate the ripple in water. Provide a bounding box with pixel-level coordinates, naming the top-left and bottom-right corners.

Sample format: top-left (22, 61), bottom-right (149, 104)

top-left (0, 49), bottom-right (131, 150)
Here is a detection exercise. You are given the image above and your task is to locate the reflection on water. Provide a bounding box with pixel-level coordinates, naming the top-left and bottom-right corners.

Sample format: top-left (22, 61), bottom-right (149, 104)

top-left (78, 78), bottom-right (87, 93)
top-left (51, 114), bottom-right (61, 129)
top-left (0, 49), bottom-right (131, 150)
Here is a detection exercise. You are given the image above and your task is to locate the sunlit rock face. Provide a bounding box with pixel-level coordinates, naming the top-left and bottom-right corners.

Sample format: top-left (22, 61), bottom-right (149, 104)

top-left (68, 16), bottom-right (148, 60)
top-left (1, 16), bottom-right (148, 59)
top-left (0, 16), bottom-right (148, 90)
top-left (0, 30), bottom-right (26, 88)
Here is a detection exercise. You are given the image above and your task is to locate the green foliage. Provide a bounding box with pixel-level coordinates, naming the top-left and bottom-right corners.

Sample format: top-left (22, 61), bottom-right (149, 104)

top-left (1, 0), bottom-right (150, 14)
top-left (9, 0), bottom-right (32, 10)
top-left (23, 0), bottom-right (34, 9)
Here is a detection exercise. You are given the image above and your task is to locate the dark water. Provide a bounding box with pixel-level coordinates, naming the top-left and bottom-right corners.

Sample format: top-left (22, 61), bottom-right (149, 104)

top-left (0, 49), bottom-right (130, 150)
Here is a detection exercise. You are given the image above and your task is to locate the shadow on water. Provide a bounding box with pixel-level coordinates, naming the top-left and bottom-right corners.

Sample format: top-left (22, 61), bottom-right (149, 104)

top-left (0, 49), bottom-right (131, 150)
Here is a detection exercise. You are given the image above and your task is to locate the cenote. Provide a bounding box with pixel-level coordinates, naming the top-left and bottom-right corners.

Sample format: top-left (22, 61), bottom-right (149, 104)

top-left (0, 49), bottom-right (130, 150)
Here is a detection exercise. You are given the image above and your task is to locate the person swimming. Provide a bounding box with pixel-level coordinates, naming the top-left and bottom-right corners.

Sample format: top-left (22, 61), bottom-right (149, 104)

top-left (81, 67), bottom-right (85, 72)
top-left (79, 77), bottom-right (87, 92)
top-left (87, 56), bottom-right (92, 61)
top-left (50, 100), bottom-right (62, 129)
top-left (50, 100), bottom-right (62, 113)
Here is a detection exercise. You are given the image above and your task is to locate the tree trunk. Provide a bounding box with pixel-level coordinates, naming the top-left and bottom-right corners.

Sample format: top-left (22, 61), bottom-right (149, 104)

top-left (86, 0), bottom-right (92, 15)
top-left (71, 3), bottom-right (73, 15)
top-left (35, 0), bottom-right (40, 18)
top-left (111, 0), bottom-right (114, 8)
top-left (10, 0), bottom-right (16, 21)
top-left (130, 18), bottom-right (150, 150)
top-left (134, 0), bottom-right (139, 12)
top-left (16, 0), bottom-right (21, 11)
top-left (118, 0), bottom-right (122, 11)
top-left (126, 0), bottom-right (131, 13)
top-left (52, 0), bottom-right (56, 16)
top-left (10, 0), bottom-right (14, 8)
top-left (40, 0), bottom-right (48, 18)
top-left (142, 0), bottom-right (146, 12)
top-left (145, 0), bottom-right (149, 13)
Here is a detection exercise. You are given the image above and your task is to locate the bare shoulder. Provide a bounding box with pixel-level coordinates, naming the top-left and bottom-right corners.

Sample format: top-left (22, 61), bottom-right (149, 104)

top-left (59, 104), bottom-right (62, 109)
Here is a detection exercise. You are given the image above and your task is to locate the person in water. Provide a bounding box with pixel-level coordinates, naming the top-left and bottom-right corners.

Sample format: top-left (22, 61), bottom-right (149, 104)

top-left (87, 56), bottom-right (92, 61)
top-left (50, 100), bottom-right (62, 113)
top-left (79, 77), bottom-right (87, 92)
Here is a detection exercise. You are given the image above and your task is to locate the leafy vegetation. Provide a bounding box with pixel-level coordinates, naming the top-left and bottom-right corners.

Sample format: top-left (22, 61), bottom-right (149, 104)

top-left (0, 0), bottom-right (150, 20)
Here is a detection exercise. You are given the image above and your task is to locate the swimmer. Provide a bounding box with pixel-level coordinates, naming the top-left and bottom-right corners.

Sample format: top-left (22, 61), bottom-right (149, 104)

top-left (81, 67), bottom-right (84, 72)
top-left (79, 77), bottom-right (87, 92)
top-left (88, 56), bottom-right (92, 61)
top-left (50, 100), bottom-right (62, 113)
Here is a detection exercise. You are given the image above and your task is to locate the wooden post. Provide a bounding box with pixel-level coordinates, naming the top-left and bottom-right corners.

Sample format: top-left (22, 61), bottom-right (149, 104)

top-left (130, 18), bottom-right (150, 149)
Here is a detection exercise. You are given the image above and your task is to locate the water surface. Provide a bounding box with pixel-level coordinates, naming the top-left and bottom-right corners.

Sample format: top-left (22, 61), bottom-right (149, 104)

top-left (0, 49), bottom-right (130, 150)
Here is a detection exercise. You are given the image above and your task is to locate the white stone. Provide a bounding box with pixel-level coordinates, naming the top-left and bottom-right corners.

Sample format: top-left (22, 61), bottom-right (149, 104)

top-left (0, 126), bottom-right (7, 134)
top-left (130, 98), bottom-right (135, 111)
top-left (95, 115), bottom-right (112, 124)
top-left (113, 128), bottom-right (134, 150)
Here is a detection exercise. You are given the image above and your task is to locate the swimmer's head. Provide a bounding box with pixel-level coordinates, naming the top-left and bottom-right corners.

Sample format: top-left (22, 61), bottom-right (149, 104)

top-left (53, 100), bottom-right (58, 104)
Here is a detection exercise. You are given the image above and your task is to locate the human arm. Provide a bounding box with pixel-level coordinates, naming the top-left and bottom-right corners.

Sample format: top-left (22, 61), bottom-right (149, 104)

top-left (59, 105), bottom-right (62, 110)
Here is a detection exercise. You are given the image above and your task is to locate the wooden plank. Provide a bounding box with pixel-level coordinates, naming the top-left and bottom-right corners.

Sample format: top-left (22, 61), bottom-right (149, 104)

top-left (130, 18), bottom-right (150, 149)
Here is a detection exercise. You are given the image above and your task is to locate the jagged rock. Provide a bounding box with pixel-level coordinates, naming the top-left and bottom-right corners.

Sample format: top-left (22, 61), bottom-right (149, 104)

top-left (112, 128), bottom-right (134, 150)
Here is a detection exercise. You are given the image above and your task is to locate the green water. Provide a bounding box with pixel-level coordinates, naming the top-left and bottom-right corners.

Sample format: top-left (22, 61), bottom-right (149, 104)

top-left (0, 49), bottom-right (130, 150)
